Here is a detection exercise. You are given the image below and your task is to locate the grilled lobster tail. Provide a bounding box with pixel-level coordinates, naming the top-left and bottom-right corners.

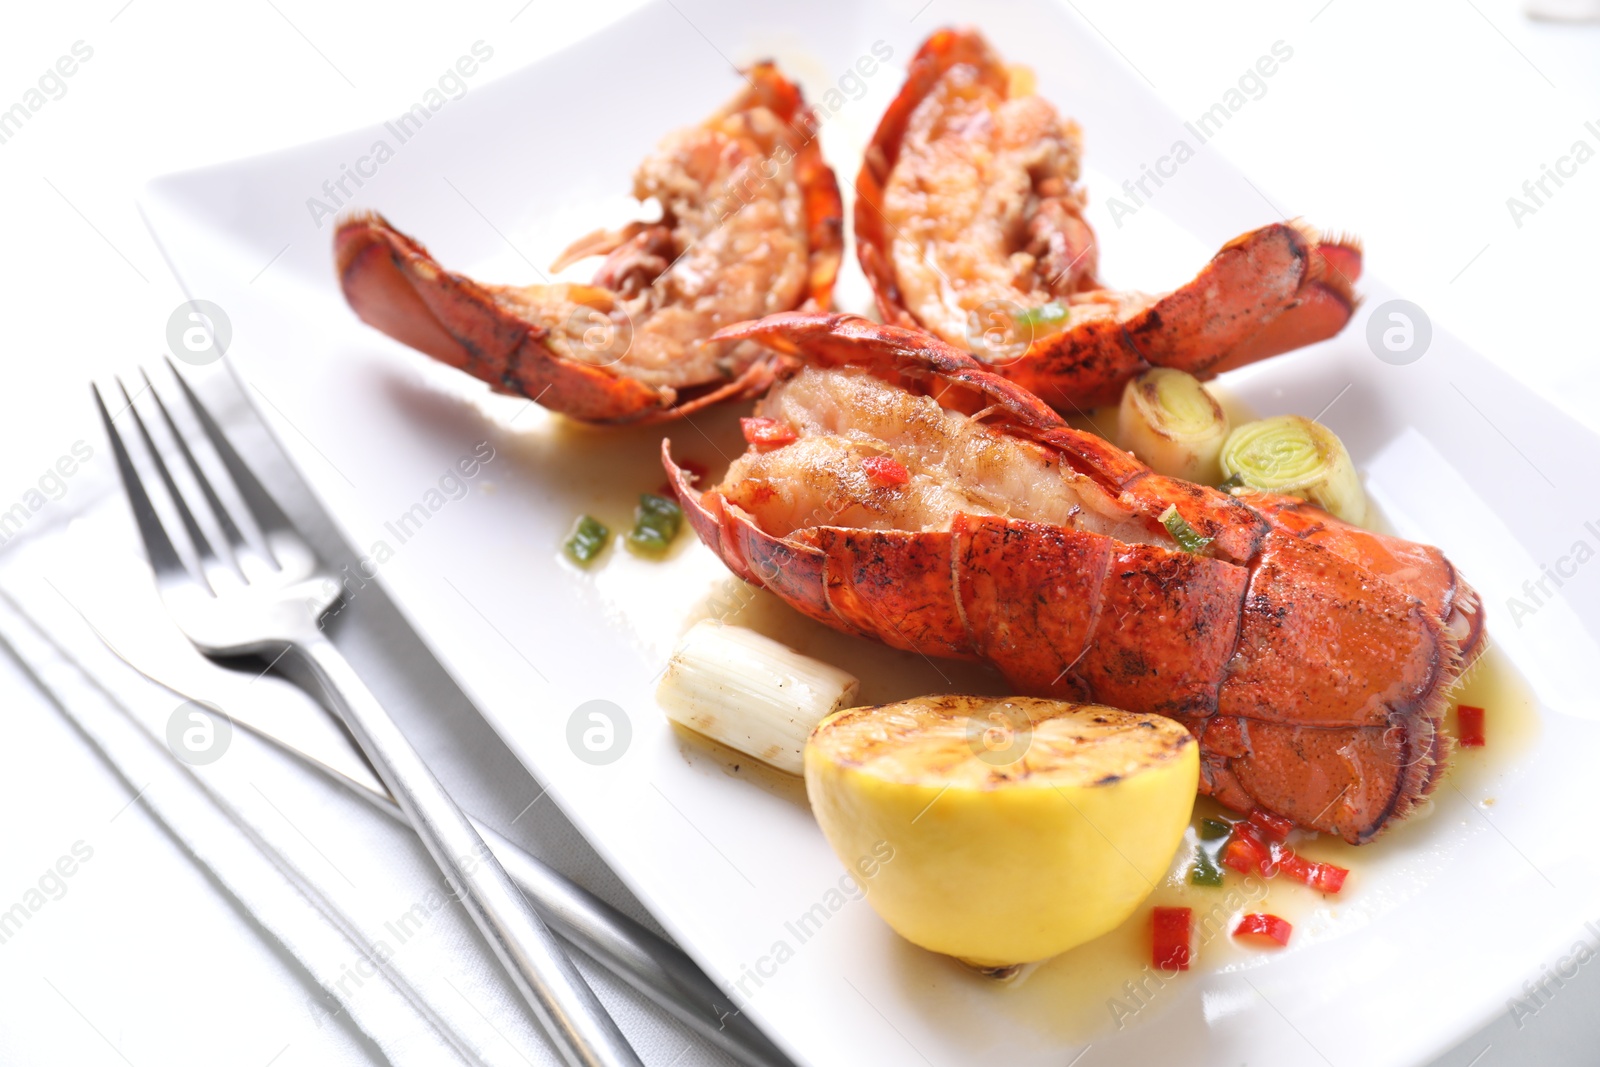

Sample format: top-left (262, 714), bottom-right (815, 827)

top-left (665, 313), bottom-right (1485, 843)
top-left (855, 27), bottom-right (1362, 410)
top-left (336, 62), bottom-right (844, 424)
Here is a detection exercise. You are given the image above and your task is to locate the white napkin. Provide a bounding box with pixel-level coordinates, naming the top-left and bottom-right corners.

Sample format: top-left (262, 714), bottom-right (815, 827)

top-left (0, 507), bottom-right (729, 1067)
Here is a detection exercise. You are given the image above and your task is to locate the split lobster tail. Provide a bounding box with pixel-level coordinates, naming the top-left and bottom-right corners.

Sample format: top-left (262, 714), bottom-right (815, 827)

top-left (335, 61), bottom-right (844, 424)
top-left (855, 26), bottom-right (1363, 411)
top-left (665, 312), bottom-right (1485, 844)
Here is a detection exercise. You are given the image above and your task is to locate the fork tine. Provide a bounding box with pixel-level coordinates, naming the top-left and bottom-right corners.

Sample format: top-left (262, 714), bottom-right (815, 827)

top-left (118, 378), bottom-right (221, 573)
top-left (142, 367), bottom-right (249, 556)
top-left (93, 383), bottom-right (187, 579)
top-left (165, 358), bottom-right (294, 546)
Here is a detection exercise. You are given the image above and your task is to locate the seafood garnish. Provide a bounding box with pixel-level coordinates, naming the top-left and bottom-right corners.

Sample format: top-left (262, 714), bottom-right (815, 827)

top-left (336, 63), bottom-right (844, 423)
top-left (664, 312), bottom-right (1487, 843)
top-left (855, 28), bottom-right (1363, 410)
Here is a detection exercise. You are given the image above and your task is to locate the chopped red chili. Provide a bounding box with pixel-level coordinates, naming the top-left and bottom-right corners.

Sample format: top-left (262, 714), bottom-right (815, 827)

top-left (1278, 851), bottom-right (1349, 894)
top-left (740, 417), bottom-right (796, 449)
top-left (1151, 906), bottom-right (1192, 972)
top-left (1221, 824), bottom-right (1274, 876)
top-left (1234, 912), bottom-right (1293, 946)
top-left (1223, 824), bottom-right (1347, 894)
top-left (1247, 809), bottom-right (1295, 843)
top-left (862, 455), bottom-right (910, 486)
top-left (1457, 704), bottom-right (1486, 748)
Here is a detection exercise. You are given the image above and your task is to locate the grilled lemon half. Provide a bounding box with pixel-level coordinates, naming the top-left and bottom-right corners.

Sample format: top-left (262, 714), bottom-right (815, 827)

top-left (805, 695), bottom-right (1198, 968)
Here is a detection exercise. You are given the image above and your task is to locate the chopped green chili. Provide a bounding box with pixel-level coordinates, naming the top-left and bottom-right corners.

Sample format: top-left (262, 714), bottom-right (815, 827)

top-left (1217, 472), bottom-right (1246, 493)
top-left (1013, 301), bottom-right (1071, 330)
top-left (1159, 505), bottom-right (1213, 555)
top-left (1198, 817), bottom-right (1234, 841)
top-left (1189, 850), bottom-right (1224, 887)
top-left (564, 515), bottom-right (610, 565)
top-left (626, 493), bottom-right (683, 556)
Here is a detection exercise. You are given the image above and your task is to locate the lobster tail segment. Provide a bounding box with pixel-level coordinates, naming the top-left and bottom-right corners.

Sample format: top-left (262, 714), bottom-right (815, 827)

top-left (667, 313), bottom-right (1480, 843)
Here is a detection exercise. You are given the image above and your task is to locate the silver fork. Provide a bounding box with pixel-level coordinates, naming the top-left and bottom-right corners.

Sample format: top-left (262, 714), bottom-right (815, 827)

top-left (94, 365), bottom-right (643, 1067)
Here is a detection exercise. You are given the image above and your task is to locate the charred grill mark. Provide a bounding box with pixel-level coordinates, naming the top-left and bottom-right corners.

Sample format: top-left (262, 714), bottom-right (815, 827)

top-left (1112, 649), bottom-right (1151, 679)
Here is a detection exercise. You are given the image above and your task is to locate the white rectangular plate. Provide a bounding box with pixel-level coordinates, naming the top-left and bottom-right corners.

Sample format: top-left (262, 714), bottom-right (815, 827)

top-left (141, 2), bottom-right (1600, 1063)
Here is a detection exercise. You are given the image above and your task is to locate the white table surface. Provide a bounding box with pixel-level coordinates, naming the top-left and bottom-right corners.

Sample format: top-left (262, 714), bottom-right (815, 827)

top-left (1, 1), bottom-right (1596, 1064)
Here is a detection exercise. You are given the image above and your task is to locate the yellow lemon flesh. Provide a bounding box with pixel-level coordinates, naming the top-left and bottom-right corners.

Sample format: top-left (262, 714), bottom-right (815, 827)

top-left (805, 695), bottom-right (1198, 968)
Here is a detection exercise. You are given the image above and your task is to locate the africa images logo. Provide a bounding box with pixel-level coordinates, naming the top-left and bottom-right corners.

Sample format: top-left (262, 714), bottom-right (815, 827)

top-left (305, 42), bottom-right (495, 228)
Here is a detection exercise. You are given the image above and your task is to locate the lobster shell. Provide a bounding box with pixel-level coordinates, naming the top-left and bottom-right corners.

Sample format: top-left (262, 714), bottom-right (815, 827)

top-left (336, 63), bottom-right (844, 424)
top-left (854, 28), bottom-right (1362, 410)
top-left (665, 313), bottom-right (1486, 843)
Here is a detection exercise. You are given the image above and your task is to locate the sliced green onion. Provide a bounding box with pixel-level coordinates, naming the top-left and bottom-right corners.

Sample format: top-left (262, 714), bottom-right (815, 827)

top-left (1216, 472), bottom-right (1246, 493)
top-left (626, 493), bottom-right (683, 556)
top-left (1159, 505), bottom-right (1212, 555)
top-left (564, 515), bottom-right (610, 565)
top-left (1189, 850), bottom-right (1224, 887)
top-left (1117, 368), bottom-right (1230, 484)
top-left (1013, 301), bottom-right (1071, 330)
top-left (1198, 817), bottom-right (1234, 841)
top-left (1220, 415), bottom-right (1366, 524)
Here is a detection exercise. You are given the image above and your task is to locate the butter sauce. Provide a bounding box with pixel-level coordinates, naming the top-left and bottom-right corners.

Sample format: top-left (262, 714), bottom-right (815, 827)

top-left (874, 647), bottom-right (1541, 1046)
